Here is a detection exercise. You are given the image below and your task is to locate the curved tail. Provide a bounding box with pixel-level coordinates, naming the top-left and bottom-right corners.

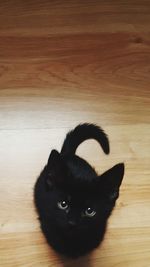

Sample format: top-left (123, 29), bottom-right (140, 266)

top-left (61, 123), bottom-right (109, 156)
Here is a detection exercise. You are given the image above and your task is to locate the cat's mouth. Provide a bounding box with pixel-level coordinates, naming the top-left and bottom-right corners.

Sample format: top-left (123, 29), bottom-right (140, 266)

top-left (67, 224), bottom-right (78, 232)
top-left (66, 223), bottom-right (89, 235)
top-left (66, 228), bottom-right (80, 237)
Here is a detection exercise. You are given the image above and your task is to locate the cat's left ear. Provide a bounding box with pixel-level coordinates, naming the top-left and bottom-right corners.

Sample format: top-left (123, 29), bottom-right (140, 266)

top-left (99, 163), bottom-right (125, 201)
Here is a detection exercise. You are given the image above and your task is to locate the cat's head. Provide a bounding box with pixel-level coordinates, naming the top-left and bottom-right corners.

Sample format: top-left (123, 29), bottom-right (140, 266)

top-left (44, 150), bottom-right (124, 235)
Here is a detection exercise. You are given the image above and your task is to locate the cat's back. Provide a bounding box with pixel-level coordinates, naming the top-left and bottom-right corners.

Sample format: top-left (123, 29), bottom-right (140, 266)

top-left (65, 155), bottom-right (97, 183)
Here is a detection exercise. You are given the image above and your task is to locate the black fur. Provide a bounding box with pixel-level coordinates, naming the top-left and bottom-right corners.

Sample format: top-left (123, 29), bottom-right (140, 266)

top-left (34, 123), bottom-right (124, 258)
top-left (61, 123), bottom-right (109, 155)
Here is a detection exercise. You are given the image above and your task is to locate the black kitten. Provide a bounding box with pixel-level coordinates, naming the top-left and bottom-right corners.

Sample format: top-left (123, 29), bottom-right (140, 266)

top-left (34, 123), bottom-right (124, 258)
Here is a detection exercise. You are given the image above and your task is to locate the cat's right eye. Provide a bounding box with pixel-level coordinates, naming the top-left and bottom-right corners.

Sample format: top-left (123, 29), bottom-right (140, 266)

top-left (84, 207), bottom-right (96, 217)
top-left (57, 200), bottom-right (69, 210)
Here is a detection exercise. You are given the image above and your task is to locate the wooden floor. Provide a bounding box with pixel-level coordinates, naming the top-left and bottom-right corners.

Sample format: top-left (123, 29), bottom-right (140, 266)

top-left (0, 1), bottom-right (150, 266)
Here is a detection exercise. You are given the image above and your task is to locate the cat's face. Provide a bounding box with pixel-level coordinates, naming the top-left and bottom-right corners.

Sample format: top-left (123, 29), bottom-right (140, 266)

top-left (45, 188), bottom-right (109, 234)
top-left (43, 150), bottom-right (124, 235)
top-left (46, 190), bottom-right (98, 233)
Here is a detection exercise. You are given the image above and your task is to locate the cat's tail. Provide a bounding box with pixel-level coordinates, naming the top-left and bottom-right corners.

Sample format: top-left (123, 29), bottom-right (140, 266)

top-left (61, 123), bottom-right (109, 156)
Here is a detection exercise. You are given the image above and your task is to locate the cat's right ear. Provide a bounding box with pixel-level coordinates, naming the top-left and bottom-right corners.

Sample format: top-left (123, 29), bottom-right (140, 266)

top-left (46, 149), bottom-right (67, 188)
top-left (99, 163), bottom-right (124, 201)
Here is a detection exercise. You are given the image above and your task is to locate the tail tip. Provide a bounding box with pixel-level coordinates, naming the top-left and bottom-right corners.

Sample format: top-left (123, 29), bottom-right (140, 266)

top-left (104, 143), bottom-right (110, 154)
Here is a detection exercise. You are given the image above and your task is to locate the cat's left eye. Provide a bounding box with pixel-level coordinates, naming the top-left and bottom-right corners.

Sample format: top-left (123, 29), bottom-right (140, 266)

top-left (84, 207), bottom-right (96, 217)
top-left (57, 200), bottom-right (69, 210)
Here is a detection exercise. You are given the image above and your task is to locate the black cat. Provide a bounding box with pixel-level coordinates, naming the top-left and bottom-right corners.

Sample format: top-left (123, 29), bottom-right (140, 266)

top-left (34, 123), bottom-right (124, 258)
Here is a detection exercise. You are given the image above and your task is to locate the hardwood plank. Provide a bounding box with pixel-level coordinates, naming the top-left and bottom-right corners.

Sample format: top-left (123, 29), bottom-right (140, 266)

top-left (1, 229), bottom-right (150, 267)
top-left (0, 90), bottom-right (149, 130)
top-left (0, 0), bottom-right (150, 36)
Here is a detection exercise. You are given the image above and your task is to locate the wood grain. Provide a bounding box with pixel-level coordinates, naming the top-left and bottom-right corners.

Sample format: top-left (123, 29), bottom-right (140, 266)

top-left (0, 1), bottom-right (150, 266)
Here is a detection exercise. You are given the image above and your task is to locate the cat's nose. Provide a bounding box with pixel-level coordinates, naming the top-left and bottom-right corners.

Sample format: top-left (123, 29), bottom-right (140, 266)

top-left (68, 220), bottom-right (76, 227)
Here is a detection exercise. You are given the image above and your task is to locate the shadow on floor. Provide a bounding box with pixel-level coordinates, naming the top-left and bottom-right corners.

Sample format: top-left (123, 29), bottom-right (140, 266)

top-left (58, 252), bottom-right (93, 267)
